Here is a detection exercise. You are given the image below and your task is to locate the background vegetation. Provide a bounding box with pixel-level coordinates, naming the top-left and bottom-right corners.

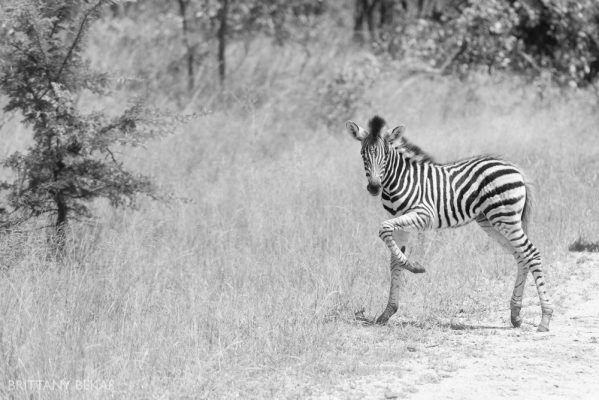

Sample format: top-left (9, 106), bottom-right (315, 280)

top-left (0, 0), bottom-right (598, 398)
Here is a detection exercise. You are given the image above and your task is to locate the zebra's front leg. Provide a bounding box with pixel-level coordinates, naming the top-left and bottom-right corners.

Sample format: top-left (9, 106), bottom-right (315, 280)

top-left (375, 211), bottom-right (430, 325)
top-left (376, 254), bottom-right (404, 324)
top-left (378, 210), bottom-right (430, 274)
top-left (376, 230), bottom-right (409, 325)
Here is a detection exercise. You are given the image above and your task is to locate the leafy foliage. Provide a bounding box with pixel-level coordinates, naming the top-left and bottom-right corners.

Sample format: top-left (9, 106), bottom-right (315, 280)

top-left (0, 0), bottom-right (166, 234)
top-left (452, 0), bottom-right (599, 86)
top-left (370, 0), bottom-right (599, 87)
top-left (106, 0), bottom-right (325, 99)
top-left (166, 0), bottom-right (324, 42)
top-left (316, 54), bottom-right (381, 128)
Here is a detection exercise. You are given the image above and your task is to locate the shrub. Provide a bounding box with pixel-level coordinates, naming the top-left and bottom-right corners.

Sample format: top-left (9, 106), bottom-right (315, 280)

top-left (0, 1), bottom-right (168, 243)
top-left (373, 0), bottom-right (599, 87)
top-left (316, 54), bottom-right (381, 128)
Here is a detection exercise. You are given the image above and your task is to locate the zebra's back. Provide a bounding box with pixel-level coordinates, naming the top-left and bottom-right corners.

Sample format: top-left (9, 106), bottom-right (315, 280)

top-left (436, 155), bottom-right (527, 229)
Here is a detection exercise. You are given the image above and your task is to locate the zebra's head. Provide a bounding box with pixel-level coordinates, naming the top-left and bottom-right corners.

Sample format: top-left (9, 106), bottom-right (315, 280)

top-left (346, 116), bottom-right (405, 196)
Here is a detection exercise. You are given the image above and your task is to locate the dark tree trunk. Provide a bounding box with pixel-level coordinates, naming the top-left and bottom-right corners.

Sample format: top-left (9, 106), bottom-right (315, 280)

top-left (218, 0), bottom-right (228, 86)
top-left (417, 0), bottom-right (426, 17)
top-left (365, 2), bottom-right (375, 36)
top-left (353, 0), bottom-right (365, 42)
top-left (56, 195), bottom-right (67, 230)
top-left (177, 0), bottom-right (195, 93)
top-left (380, 0), bottom-right (393, 26)
top-left (52, 151), bottom-right (68, 250)
top-left (54, 192), bottom-right (68, 251)
top-left (354, 0), bottom-right (379, 42)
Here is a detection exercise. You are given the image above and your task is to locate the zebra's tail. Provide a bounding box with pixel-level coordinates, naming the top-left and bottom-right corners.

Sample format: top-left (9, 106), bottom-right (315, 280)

top-left (521, 182), bottom-right (533, 235)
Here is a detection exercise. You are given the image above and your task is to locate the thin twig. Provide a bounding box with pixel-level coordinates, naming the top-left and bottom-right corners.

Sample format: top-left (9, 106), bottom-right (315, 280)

top-left (1, 224), bottom-right (55, 233)
top-left (518, 50), bottom-right (543, 74)
top-left (103, 147), bottom-right (125, 171)
top-left (54, 1), bottom-right (104, 80)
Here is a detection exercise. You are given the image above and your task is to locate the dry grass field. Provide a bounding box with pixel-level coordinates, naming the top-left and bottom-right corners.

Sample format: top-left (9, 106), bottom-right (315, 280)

top-left (1, 15), bottom-right (599, 400)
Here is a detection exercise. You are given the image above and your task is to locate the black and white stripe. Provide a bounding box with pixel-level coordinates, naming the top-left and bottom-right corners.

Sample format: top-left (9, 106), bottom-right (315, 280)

top-left (346, 116), bottom-right (553, 332)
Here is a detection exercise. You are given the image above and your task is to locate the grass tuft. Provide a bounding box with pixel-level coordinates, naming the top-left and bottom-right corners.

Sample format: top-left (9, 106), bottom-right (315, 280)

top-left (568, 237), bottom-right (599, 253)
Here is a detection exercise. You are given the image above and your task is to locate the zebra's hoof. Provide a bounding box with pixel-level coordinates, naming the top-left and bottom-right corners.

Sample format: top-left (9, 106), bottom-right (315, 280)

top-left (375, 314), bottom-right (390, 325)
top-left (410, 261), bottom-right (426, 274)
top-left (537, 313), bottom-right (552, 332)
top-left (511, 315), bottom-right (522, 328)
top-left (510, 306), bottom-right (522, 328)
top-left (537, 325), bottom-right (549, 333)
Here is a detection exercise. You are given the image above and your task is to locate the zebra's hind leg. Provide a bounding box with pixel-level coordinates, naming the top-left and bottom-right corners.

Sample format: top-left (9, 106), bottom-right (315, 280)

top-left (486, 218), bottom-right (553, 332)
top-left (477, 217), bottom-right (525, 328)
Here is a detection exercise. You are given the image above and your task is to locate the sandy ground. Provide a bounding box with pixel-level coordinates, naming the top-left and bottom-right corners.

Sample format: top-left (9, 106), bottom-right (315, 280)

top-left (314, 253), bottom-right (599, 400)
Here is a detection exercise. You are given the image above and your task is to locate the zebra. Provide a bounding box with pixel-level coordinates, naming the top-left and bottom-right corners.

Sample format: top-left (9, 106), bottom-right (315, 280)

top-left (346, 115), bottom-right (553, 332)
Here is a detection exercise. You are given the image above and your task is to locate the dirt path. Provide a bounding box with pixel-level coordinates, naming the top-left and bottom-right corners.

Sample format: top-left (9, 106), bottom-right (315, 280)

top-left (315, 253), bottom-right (599, 400)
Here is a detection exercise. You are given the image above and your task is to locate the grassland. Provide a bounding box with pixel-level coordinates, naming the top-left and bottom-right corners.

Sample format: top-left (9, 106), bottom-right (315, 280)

top-left (1, 14), bottom-right (599, 400)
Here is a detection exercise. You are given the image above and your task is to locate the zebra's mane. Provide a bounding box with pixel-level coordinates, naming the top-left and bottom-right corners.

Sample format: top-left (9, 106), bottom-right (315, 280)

top-left (392, 136), bottom-right (436, 164)
top-left (366, 115), bottom-right (435, 163)
top-left (366, 115), bottom-right (386, 142)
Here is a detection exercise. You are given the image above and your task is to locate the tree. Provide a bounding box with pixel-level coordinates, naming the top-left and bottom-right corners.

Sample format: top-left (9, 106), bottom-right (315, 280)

top-left (0, 0), bottom-right (164, 244)
top-left (355, 0), bottom-right (599, 87)
top-left (447, 0), bottom-right (599, 86)
top-left (217, 0), bottom-right (228, 86)
top-left (352, 0), bottom-right (467, 42)
top-left (176, 0), bottom-right (197, 92)
top-left (163, 0), bottom-right (323, 89)
top-left (211, 0), bottom-right (323, 84)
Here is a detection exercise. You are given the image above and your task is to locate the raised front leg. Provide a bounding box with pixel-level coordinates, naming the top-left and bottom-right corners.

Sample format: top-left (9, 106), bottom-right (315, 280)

top-left (375, 209), bottom-right (431, 325)
top-left (378, 208), bottom-right (431, 273)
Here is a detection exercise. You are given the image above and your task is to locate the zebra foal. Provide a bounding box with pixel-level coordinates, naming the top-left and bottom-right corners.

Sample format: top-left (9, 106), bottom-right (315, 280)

top-left (346, 116), bottom-right (553, 332)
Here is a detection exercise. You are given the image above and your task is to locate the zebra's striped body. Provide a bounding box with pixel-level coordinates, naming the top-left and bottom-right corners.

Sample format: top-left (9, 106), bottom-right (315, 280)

top-left (381, 153), bottom-right (527, 229)
top-left (346, 116), bottom-right (553, 332)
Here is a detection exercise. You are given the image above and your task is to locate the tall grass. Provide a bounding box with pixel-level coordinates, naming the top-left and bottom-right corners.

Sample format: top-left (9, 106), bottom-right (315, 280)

top-left (1, 15), bottom-right (599, 400)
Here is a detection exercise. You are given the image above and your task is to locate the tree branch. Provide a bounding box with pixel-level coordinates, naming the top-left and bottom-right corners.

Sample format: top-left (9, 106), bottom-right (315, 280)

top-left (103, 147), bottom-right (125, 172)
top-left (433, 39), bottom-right (467, 74)
top-left (54, 1), bottom-right (105, 81)
top-left (518, 50), bottom-right (543, 74)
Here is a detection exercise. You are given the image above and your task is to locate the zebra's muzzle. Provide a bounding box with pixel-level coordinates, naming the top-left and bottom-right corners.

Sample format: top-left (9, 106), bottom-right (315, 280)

top-left (367, 182), bottom-right (381, 196)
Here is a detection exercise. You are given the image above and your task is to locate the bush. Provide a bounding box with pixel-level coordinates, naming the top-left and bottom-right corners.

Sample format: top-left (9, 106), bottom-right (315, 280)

top-left (0, 1), bottom-right (168, 242)
top-left (374, 0), bottom-right (599, 87)
top-left (316, 54), bottom-right (380, 128)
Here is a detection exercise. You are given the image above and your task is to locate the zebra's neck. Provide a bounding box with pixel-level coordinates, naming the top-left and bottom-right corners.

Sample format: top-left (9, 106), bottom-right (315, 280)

top-left (392, 136), bottom-right (435, 164)
top-left (382, 148), bottom-right (431, 215)
top-left (382, 146), bottom-right (434, 184)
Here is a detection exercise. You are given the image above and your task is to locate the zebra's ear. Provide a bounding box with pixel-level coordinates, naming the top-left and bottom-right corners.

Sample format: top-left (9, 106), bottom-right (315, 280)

top-left (387, 125), bottom-right (406, 142)
top-left (346, 120), bottom-right (368, 141)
